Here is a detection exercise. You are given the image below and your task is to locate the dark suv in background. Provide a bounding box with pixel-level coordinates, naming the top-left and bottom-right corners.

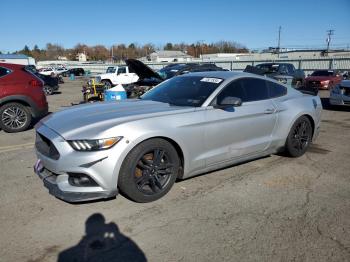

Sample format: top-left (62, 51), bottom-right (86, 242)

top-left (0, 63), bottom-right (48, 132)
top-left (158, 63), bottom-right (226, 79)
top-left (62, 68), bottom-right (85, 77)
top-left (254, 63), bottom-right (305, 87)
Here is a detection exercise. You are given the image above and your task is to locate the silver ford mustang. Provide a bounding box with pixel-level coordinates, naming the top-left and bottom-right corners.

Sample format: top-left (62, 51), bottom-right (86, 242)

top-left (34, 71), bottom-right (322, 203)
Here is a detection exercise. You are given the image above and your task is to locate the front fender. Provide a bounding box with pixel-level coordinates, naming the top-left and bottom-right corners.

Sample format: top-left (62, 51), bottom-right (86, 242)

top-left (111, 131), bottom-right (189, 183)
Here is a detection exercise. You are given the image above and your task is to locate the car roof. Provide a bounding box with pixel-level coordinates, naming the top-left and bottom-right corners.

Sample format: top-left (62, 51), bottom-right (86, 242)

top-left (180, 70), bottom-right (258, 80)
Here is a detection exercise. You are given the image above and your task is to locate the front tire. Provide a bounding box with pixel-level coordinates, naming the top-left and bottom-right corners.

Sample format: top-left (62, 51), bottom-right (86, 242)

top-left (285, 116), bottom-right (312, 157)
top-left (0, 103), bottom-right (32, 132)
top-left (118, 138), bottom-right (180, 203)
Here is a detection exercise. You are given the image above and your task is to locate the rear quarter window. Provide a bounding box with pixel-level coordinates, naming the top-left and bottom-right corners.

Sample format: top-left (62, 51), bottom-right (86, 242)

top-left (0, 67), bottom-right (12, 78)
top-left (241, 78), bottom-right (269, 102)
top-left (267, 80), bottom-right (287, 98)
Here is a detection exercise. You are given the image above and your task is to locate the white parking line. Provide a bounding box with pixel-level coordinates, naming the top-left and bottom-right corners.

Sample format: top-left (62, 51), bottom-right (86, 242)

top-left (0, 143), bottom-right (34, 153)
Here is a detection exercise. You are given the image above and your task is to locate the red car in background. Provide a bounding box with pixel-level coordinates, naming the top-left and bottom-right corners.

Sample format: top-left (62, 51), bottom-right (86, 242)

top-left (305, 70), bottom-right (343, 90)
top-left (0, 63), bottom-right (48, 132)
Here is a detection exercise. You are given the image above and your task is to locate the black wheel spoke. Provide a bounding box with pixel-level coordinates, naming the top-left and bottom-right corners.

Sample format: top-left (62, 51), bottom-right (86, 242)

top-left (137, 160), bottom-right (151, 170)
top-left (157, 169), bottom-right (171, 175)
top-left (153, 149), bottom-right (165, 166)
top-left (153, 175), bottom-right (163, 190)
top-left (135, 175), bottom-right (150, 188)
top-left (158, 163), bottom-right (173, 170)
top-left (291, 139), bottom-right (299, 148)
top-left (149, 178), bottom-right (160, 193)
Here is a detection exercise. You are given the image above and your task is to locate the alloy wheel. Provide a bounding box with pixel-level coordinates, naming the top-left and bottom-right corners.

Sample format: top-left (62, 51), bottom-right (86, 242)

top-left (291, 120), bottom-right (311, 152)
top-left (2, 106), bottom-right (28, 130)
top-left (133, 149), bottom-right (174, 195)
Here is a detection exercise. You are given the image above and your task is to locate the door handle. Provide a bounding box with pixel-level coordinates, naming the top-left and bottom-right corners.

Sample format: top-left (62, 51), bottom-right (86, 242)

top-left (264, 108), bottom-right (275, 114)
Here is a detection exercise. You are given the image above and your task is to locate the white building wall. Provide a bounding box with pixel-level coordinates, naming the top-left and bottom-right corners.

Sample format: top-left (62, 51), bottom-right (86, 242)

top-left (0, 58), bottom-right (35, 65)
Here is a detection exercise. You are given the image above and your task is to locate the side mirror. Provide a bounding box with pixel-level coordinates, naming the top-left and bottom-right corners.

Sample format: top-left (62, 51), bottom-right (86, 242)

top-left (215, 96), bottom-right (242, 109)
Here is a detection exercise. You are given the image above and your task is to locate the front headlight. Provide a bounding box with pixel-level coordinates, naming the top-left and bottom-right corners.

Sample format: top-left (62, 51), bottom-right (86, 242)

top-left (68, 137), bottom-right (123, 151)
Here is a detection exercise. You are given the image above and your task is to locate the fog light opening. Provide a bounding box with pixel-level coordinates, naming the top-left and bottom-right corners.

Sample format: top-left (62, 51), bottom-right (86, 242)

top-left (68, 173), bottom-right (98, 187)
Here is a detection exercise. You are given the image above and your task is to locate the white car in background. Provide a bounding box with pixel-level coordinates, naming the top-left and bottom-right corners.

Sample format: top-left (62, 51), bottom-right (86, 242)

top-left (96, 66), bottom-right (139, 88)
top-left (54, 67), bottom-right (68, 75)
top-left (38, 68), bottom-right (56, 76)
top-left (330, 80), bottom-right (350, 106)
top-left (38, 67), bottom-right (67, 76)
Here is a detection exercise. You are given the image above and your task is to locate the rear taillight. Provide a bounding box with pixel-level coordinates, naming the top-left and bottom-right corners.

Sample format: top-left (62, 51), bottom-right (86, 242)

top-left (29, 79), bottom-right (43, 87)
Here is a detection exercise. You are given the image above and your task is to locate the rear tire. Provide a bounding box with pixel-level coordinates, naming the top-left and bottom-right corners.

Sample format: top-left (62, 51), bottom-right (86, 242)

top-left (0, 102), bottom-right (32, 133)
top-left (43, 85), bottom-right (54, 95)
top-left (118, 138), bottom-right (180, 203)
top-left (285, 116), bottom-right (312, 157)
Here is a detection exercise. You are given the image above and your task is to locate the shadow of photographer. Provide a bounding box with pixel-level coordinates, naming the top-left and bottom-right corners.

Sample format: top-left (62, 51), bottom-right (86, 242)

top-left (58, 213), bottom-right (147, 262)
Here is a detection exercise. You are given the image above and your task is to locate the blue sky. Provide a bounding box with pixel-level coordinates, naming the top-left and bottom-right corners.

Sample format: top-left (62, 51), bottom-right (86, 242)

top-left (1, 0), bottom-right (349, 52)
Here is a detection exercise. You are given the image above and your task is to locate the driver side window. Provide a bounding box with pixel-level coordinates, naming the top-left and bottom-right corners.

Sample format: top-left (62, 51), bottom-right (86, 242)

top-left (216, 77), bottom-right (269, 104)
top-left (217, 79), bottom-right (247, 103)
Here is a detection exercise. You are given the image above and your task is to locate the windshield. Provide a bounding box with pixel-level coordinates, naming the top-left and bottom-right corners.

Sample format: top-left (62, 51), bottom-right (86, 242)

top-left (256, 64), bottom-right (279, 73)
top-left (106, 67), bottom-right (116, 73)
top-left (141, 75), bottom-right (223, 107)
top-left (311, 70), bottom-right (334, 76)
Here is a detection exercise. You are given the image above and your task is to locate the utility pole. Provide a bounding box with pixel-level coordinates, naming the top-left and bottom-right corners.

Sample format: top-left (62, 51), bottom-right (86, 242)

top-left (111, 45), bottom-right (114, 63)
top-left (326, 29), bottom-right (334, 55)
top-left (277, 26), bottom-right (281, 58)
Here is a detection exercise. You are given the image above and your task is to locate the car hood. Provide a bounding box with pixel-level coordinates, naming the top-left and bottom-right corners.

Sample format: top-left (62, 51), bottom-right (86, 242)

top-left (41, 100), bottom-right (193, 139)
top-left (125, 59), bottom-right (163, 81)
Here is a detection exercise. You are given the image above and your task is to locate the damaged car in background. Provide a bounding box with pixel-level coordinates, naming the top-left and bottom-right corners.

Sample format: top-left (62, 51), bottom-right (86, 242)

top-left (82, 59), bottom-right (227, 101)
top-left (247, 63), bottom-right (305, 88)
top-left (34, 71), bottom-right (322, 203)
top-left (26, 65), bottom-right (60, 95)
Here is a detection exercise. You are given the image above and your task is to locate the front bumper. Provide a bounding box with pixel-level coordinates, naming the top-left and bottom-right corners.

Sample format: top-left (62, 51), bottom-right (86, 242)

top-left (34, 162), bottom-right (117, 202)
top-left (33, 124), bottom-right (126, 203)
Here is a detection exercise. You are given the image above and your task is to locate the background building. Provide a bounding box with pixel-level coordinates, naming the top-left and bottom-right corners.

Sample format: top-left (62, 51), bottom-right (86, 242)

top-left (0, 54), bottom-right (35, 65)
top-left (148, 50), bottom-right (193, 62)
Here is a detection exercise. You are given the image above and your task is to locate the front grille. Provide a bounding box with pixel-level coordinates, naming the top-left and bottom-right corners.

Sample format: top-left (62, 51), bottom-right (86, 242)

top-left (35, 132), bottom-right (60, 160)
top-left (306, 81), bottom-right (320, 88)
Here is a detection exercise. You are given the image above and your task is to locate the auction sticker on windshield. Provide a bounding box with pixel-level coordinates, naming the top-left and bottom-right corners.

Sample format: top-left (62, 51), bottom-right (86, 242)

top-left (200, 77), bottom-right (223, 84)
